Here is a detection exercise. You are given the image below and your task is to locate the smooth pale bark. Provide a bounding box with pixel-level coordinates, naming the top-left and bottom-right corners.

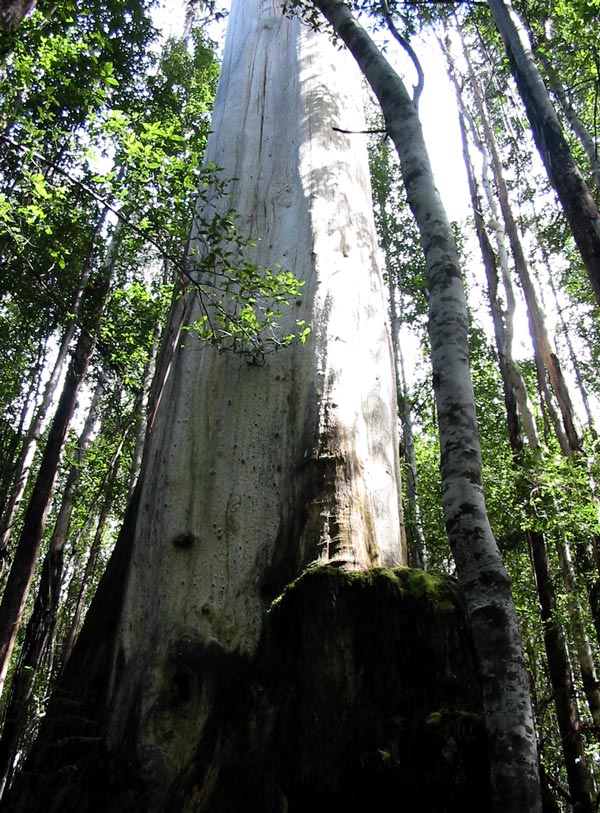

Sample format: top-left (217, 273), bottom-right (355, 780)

top-left (487, 0), bottom-right (600, 308)
top-left (99, 0), bottom-right (404, 793)
top-left (458, 111), bottom-right (522, 452)
top-left (446, 51), bottom-right (540, 451)
top-left (310, 2), bottom-right (540, 810)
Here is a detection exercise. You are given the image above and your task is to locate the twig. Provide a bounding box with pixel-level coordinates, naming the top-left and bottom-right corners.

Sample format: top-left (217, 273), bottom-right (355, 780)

top-left (332, 125), bottom-right (388, 135)
top-left (380, 0), bottom-right (424, 110)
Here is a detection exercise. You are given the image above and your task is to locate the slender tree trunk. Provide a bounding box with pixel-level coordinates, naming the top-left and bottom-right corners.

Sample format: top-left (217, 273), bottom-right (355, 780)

top-left (527, 529), bottom-right (596, 813)
top-left (0, 356), bottom-right (43, 547)
top-left (442, 36), bottom-right (540, 452)
top-left (487, 0), bottom-right (600, 307)
top-left (0, 377), bottom-right (103, 797)
top-left (312, 2), bottom-right (540, 810)
top-left (463, 45), bottom-right (581, 454)
top-left (0, 331), bottom-right (94, 695)
top-left (455, 55), bottom-right (599, 789)
top-left (0, 254), bottom-right (114, 695)
top-left (542, 248), bottom-right (596, 431)
top-left (371, 145), bottom-right (421, 567)
top-left (0, 207), bottom-right (109, 557)
top-left (0, 330), bottom-right (75, 557)
top-left (554, 535), bottom-right (600, 729)
top-left (457, 108), bottom-right (523, 452)
top-left (389, 277), bottom-right (423, 568)
top-left (531, 40), bottom-right (600, 191)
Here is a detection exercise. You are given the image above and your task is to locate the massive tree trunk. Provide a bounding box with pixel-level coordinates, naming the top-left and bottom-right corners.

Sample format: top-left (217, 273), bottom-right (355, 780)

top-left (110, 0), bottom-right (403, 700)
top-left (309, 2), bottom-right (541, 811)
top-left (487, 0), bottom-right (600, 308)
top-left (7, 2), bottom-right (411, 808)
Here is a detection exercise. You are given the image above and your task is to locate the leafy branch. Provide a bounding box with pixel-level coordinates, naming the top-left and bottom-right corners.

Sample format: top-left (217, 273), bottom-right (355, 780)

top-left (0, 133), bottom-right (310, 362)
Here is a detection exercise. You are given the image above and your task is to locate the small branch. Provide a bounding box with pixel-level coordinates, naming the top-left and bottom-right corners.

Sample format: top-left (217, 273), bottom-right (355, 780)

top-left (332, 125), bottom-right (388, 135)
top-left (380, 0), bottom-right (424, 110)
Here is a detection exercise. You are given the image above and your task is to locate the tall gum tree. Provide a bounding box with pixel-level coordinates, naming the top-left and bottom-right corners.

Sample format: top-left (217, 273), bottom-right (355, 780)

top-left (25, 0), bottom-right (405, 800)
top-left (303, 1), bottom-right (541, 811)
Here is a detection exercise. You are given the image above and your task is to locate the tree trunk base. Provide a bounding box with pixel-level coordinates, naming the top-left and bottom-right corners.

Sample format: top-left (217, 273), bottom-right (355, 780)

top-left (7, 567), bottom-right (491, 812)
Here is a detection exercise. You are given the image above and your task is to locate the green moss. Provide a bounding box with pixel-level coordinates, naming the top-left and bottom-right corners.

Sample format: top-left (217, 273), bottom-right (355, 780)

top-left (269, 565), bottom-right (461, 616)
top-left (261, 564), bottom-right (490, 812)
top-left (425, 709), bottom-right (485, 728)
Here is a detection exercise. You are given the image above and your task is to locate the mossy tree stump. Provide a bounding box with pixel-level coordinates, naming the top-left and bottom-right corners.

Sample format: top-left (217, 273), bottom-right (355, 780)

top-left (8, 568), bottom-right (491, 811)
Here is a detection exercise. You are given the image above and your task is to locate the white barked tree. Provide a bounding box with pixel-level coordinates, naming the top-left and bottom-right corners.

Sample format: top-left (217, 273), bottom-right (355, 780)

top-left (107, 0), bottom-right (405, 780)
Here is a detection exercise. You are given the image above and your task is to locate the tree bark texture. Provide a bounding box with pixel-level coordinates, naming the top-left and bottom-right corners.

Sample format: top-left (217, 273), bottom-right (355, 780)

top-left (487, 0), bottom-right (600, 308)
top-left (9, 568), bottom-right (492, 812)
top-left (310, 2), bottom-right (541, 811)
